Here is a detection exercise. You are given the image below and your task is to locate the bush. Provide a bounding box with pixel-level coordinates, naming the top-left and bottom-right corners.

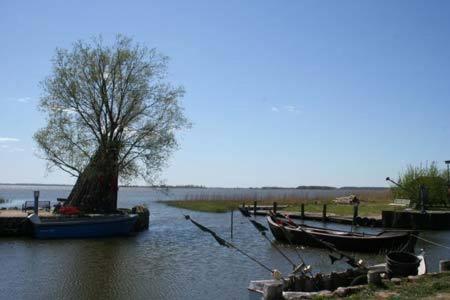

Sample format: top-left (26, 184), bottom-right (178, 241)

top-left (392, 162), bottom-right (448, 207)
top-left (0, 197), bottom-right (7, 204)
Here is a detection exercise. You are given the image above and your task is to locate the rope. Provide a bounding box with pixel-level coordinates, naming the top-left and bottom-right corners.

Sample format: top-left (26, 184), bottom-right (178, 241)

top-left (260, 231), bottom-right (297, 268)
top-left (185, 215), bottom-right (274, 274)
top-left (411, 234), bottom-right (450, 251)
top-left (231, 245), bottom-right (274, 273)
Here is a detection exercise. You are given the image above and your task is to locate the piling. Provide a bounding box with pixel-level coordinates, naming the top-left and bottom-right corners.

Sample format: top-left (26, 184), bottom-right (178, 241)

top-left (131, 205), bottom-right (150, 231)
top-left (440, 260), bottom-right (450, 272)
top-left (33, 190), bottom-right (40, 215)
top-left (322, 204), bottom-right (327, 221)
top-left (262, 281), bottom-right (283, 300)
top-left (273, 202), bottom-right (278, 214)
top-left (367, 270), bottom-right (381, 285)
top-left (230, 209), bottom-right (234, 239)
top-left (301, 203), bottom-right (305, 219)
top-left (353, 204), bottom-right (359, 225)
top-left (254, 201), bottom-right (257, 216)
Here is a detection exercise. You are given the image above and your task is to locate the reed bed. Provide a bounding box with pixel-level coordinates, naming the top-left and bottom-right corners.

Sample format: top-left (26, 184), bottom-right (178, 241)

top-left (162, 189), bottom-right (396, 216)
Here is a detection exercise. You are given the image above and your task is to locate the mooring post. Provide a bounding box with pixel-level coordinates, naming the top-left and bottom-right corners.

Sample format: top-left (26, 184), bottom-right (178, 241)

top-left (273, 202), bottom-right (278, 214)
top-left (367, 270), bottom-right (382, 285)
top-left (440, 260), bottom-right (450, 272)
top-left (353, 203), bottom-right (359, 225)
top-left (230, 209), bottom-right (234, 239)
top-left (301, 203), bottom-right (305, 219)
top-left (322, 204), bottom-right (327, 221)
top-left (33, 190), bottom-right (40, 215)
top-left (262, 281), bottom-right (283, 300)
top-left (253, 201), bottom-right (257, 216)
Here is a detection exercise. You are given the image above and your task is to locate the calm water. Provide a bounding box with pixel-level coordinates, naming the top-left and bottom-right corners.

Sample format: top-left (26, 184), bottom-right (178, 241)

top-left (0, 185), bottom-right (449, 300)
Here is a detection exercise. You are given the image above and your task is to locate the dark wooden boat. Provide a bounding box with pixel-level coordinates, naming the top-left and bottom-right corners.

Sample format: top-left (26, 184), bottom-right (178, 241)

top-left (267, 215), bottom-right (417, 253)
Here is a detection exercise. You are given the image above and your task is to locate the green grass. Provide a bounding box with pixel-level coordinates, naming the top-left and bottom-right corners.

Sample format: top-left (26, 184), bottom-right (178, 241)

top-left (319, 272), bottom-right (450, 299)
top-left (159, 190), bottom-right (402, 216)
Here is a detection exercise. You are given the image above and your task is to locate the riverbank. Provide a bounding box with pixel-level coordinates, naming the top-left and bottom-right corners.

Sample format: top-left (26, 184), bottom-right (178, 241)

top-left (330, 272), bottom-right (450, 300)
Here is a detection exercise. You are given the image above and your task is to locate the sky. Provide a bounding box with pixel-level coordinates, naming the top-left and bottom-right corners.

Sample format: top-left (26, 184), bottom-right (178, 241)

top-left (1, 0), bottom-right (450, 187)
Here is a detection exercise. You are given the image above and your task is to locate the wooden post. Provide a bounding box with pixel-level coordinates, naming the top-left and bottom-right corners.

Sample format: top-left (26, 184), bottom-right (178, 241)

top-left (353, 204), bottom-right (359, 225)
top-left (33, 190), bottom-right (40, 215)
top-left (322, 204), bottom-right (327, 221)
top-left (253, 201), bottom-right (257, 216)
top-left (273, 202), bottom-right (278, 214)
top-left (440, 260), bottom-right (450, 272)
top-left (367, 270), bottom-right (382, 285)
top-left (262, 281), bottom-right (283, 300)
top-left (301, 203), bottom-right (305, 219)
top-left (230, 209), bottom-right (234, 239)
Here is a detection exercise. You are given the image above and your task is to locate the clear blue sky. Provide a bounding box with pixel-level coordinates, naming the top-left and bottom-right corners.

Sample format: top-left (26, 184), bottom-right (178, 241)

top-left (1, 0), bottom-right (449, 187)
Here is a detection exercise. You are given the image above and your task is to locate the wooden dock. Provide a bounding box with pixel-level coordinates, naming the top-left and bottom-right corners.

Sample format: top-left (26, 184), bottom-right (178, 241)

top-left (242, 202), bottom-right (383, 227)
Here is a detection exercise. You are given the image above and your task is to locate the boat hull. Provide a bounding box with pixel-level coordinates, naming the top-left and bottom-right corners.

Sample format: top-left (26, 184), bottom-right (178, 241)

top-left (268, 216), bottom-right (417, 253)
top-left (30, 215), bottom-right (138, 239)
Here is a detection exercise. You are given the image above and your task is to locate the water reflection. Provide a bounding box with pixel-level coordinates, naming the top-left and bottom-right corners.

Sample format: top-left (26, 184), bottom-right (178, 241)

top-left (0, 186), bottom-right (449, 299)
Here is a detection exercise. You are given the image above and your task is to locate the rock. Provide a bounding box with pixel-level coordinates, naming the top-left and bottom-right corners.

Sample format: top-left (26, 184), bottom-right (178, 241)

top-left (391, 277), bottom-right (402, 285)
top-left (407, 275), bottom-right (420, 282)
top-left (430, 292), bottom-right (450, 299)
top-left (376, 291), bottom-right (399, 299)
top-left (317, 290), bottom-right (333, 298)
top-left (334, 287), bottom-right (348, 297)
top-left (283, 291), bottom-right (315, 300)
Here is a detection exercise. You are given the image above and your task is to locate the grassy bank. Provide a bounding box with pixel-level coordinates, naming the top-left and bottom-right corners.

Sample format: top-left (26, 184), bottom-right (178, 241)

top-left (323, 272), bottom-right (450, 300)
top-left (160, 190), bottom-right (402, 216)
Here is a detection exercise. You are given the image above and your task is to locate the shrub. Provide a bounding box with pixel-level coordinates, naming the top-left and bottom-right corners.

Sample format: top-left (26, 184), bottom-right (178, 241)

top-left (392, 162), bottom-right (448, 207)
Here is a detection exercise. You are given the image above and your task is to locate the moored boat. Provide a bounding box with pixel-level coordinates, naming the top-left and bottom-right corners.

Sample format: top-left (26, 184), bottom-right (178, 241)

top-left (28, 213), bottom-right (138, 239)
top-left (267, 215), bottom-right (417, 253)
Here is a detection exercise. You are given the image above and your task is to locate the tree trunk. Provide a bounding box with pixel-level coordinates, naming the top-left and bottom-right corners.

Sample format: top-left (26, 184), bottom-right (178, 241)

top-left (68, 146), bottom-right (119, 213)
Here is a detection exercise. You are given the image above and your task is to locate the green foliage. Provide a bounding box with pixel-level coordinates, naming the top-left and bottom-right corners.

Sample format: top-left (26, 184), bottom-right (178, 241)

top-left (337, 272), bottom-right (450, 300)
top-left (34, 35), bottom-right (189, 183)
top-left (0, 197), bottom-right (7, 204)
top-left (392, 162), bottom-right (448, 207)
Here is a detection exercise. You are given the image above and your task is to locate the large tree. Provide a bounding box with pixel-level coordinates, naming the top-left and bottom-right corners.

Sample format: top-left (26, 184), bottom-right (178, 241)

top-left (35, 35), bottom-right (189, 212)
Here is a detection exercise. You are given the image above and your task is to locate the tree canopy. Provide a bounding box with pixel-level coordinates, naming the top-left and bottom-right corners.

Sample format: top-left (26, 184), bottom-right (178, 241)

top-left (35, 35), bottom-right (189, 211)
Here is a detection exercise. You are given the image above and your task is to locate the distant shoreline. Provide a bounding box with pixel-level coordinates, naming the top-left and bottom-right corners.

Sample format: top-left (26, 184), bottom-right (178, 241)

top-left (0, 183), bottom-right (388, 190)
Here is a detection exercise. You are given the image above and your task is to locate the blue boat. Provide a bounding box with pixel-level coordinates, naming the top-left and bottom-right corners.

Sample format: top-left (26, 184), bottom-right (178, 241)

top-left (28, 213), bottom-right (138, 239)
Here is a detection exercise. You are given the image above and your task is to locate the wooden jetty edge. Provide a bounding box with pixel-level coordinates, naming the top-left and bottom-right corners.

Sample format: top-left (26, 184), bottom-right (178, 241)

top-left (242, 202), bottom-right (383, 228)
top-left (243, 201), bottom-right (450, 229)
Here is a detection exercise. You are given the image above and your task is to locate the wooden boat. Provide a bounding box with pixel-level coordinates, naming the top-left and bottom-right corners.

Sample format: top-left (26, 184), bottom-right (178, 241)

top-left (28, 213), bottom-right (138, 239)
top-left (267, 215), bottom-right (417, 253)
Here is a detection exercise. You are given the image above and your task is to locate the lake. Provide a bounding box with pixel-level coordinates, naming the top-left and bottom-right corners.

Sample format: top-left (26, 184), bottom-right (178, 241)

top-left (0, 185), bottom-right (449, 299)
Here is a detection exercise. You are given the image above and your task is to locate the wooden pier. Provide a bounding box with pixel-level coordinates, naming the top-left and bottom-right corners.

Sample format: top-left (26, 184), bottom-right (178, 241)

top-left (242, 202), bottom-right (383, 227)
top-left (243, 201), bottom-right (450, 229)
